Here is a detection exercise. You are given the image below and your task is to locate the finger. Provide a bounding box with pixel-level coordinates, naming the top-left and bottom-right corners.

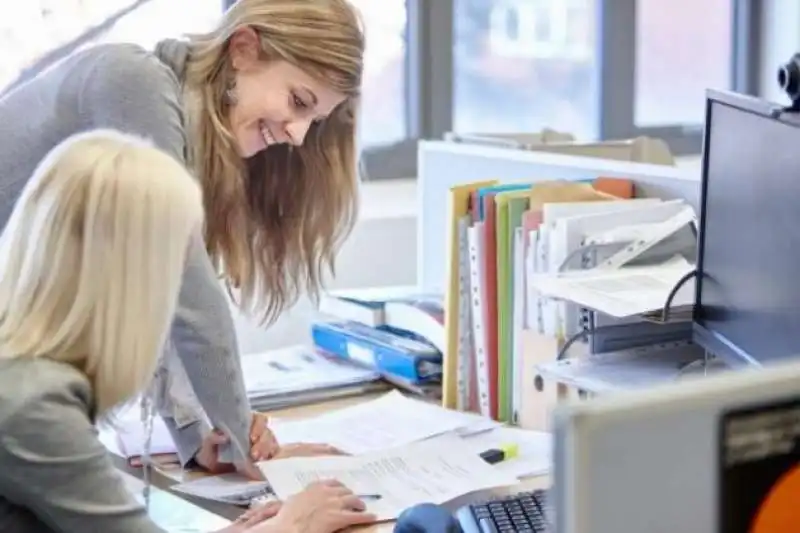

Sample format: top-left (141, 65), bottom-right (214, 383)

top-left (324, 444), bottom-right (347, 456)
top-left (209, 431), bottom-right (229, 445)
top-left (240, 501), bottom-right (282, 526)
top-left (309, 443), bottom-right (345, 456)
top-left (250, 422), bottom-right (263, 443)
top-left (250, 413), bottom-right (268, 442)
top-left (251, 432), bottom-right (280, 460)
top-left (340, 494), bottom-right (367, 512)
top-left (317, 478), bottom-right (347, 489)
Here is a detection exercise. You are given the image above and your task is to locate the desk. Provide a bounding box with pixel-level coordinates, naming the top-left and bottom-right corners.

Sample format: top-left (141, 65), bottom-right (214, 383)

top-left (118, 393), bottom-right (550, 532)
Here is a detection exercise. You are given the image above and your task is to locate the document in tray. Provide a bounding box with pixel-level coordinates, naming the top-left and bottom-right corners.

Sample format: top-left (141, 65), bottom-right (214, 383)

top-left (260, 436), bottom-right (518, 521)
top-left (529, 258), bottom-right (695, 318)
top-left (269, 391), bottom-right (499, 454)
top-left (242, 345), bottom-right (379, 396)
top-left (171, 473), bottom-right (272, 506)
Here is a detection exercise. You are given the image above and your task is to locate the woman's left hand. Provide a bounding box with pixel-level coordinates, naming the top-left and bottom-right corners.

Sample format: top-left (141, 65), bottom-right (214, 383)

top-left (250, 412), bottom-right (280, 461)
top-left (214, 501), bottom-right (283, 532)
top-left (271, 442), bottom-right (346, 459)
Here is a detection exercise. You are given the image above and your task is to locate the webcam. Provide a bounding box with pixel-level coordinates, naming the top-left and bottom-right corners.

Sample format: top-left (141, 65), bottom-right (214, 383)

top-left (777, 53), bottom-right (800, 112)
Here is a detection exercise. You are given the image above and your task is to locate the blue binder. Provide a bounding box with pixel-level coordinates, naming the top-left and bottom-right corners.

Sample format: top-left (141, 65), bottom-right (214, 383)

top-left (311, 321), bottom-right (442, 383)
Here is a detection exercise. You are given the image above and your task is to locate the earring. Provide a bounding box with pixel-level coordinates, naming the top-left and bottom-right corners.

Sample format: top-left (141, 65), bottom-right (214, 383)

top-left (225, 78), bottom-right (238, 106)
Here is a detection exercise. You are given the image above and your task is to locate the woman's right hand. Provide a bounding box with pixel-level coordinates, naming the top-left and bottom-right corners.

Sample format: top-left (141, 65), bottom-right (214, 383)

top-left (259, 480), bottom-right (377, 533)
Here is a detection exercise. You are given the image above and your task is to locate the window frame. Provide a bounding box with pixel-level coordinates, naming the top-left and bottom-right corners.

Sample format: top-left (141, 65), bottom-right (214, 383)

top-left (598, 0), bottom-right (761, 157)
top-left (4, 0), bottom-right (762, 178)
top-left (368, 0), bottom-right (762, 178)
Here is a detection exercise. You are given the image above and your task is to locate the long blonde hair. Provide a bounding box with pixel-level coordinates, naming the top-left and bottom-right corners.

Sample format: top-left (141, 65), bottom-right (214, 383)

top-left (184, 0), bottom-right (363, 325)
top-left (0, 130), bottom-right (204, 417)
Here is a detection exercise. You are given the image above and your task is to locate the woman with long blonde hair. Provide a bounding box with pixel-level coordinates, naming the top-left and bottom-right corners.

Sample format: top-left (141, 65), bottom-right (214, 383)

top-left (0, 0), bottom-right (362, 477)
top-left (0, 131), bottom-right (374, 533)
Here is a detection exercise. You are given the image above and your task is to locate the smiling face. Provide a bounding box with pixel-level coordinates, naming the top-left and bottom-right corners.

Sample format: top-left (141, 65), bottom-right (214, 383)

top-left (226, 28), bottom-right (347, 158)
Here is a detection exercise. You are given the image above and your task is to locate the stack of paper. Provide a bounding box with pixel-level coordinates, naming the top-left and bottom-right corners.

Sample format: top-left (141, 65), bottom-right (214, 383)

top-left (260, 436), bottom-right (519, 521)
top-left (243, 345), bottom-right (389, 411)
top-left (171, 473), bottom-right (272, 506)
top-left (268, 391), bottom-right (499, 454)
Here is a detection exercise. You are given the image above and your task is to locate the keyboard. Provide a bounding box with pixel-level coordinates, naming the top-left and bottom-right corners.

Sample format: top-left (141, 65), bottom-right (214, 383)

top-left (454, 489), bottom-right (552, 533)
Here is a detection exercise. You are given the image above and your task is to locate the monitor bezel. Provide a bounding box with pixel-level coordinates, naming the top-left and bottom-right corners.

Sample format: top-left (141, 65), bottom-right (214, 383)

top-left (692, 89), bottom-right (800, 367)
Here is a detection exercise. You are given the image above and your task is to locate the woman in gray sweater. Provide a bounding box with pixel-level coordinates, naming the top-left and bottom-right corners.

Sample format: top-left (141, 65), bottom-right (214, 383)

top-left (0, 0), bottom-right (362, 475)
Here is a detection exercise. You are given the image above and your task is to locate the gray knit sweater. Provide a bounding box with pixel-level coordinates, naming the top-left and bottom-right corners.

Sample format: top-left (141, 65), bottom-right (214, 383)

top-left (0, 41), bottom-right (252, 531)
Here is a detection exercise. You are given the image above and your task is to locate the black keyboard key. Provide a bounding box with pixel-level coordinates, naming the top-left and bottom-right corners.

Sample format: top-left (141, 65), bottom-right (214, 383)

top-left (478, 517), bottom-right (498, 533)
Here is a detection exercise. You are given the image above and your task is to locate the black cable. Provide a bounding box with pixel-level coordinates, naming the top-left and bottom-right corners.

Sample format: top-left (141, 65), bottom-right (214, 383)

top-left (556, 269), bottom-right (698, 361)
top-left (555, 267), bottom-right (698, 361)
top-left (556, 324), bottom-right (619, 361)
top-left (661, 269), bottom-right (698, 322)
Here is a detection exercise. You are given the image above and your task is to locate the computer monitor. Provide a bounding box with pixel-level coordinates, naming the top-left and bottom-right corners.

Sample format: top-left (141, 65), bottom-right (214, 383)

top-left (553, 358), bottom-right (800, 533)
top-left (693, 89), bottom-right (800, 367)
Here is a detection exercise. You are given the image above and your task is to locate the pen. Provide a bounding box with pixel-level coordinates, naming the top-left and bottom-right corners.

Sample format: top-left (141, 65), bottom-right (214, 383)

top-left (357, 494), bottom-right (383, 501)
top-left (479, 443), bottom-right (519, 465)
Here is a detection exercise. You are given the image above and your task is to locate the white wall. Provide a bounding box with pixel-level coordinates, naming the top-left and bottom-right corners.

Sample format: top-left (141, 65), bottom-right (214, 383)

top-left (231, 181), bottom-right (417, 354)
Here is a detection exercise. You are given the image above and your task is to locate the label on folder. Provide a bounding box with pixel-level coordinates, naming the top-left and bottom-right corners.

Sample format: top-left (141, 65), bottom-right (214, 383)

top-left (718, 398), bottom-right (800, 532)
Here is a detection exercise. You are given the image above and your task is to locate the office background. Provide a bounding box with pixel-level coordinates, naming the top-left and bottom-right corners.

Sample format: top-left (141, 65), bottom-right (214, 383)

top-left (2, 0), bottom-right (798, 349)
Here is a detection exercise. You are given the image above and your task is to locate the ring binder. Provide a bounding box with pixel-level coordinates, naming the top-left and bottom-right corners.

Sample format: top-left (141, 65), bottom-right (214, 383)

top-left (456, 216), bottom-right (473, 411)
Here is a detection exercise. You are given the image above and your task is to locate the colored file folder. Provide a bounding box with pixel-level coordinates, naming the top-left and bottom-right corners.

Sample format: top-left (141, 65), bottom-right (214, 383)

top-left (443, 180), bottom-right (495, 409)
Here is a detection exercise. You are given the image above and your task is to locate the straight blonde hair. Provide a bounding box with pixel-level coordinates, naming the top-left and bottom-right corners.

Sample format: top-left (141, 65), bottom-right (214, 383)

top-left (0, 130), bottom-right (204, 417)
top-left (183, 0), bottom-right (363, 324)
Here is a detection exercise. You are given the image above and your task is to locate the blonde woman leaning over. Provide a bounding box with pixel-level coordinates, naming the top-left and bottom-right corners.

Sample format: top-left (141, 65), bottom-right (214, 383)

top-left (0, 0), bottom-right (363, 477)
top-left (0, 131), bottom-right (375, 533)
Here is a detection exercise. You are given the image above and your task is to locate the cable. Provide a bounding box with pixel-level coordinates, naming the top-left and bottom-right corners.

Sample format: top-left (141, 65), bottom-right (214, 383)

top-left (556, 324), bottom-right (619, 361)
top-left (555, 268), bottom-right (698, 361)
top-left (661, 269), bottom-right (698, 322)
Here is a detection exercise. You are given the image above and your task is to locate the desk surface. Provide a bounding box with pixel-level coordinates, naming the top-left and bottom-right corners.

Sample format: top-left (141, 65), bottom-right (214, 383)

top-left (121, 393), bottom-right (550, 532)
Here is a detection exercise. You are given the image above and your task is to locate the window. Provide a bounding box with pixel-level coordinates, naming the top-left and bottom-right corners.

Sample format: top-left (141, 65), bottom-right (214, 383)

top-left (0, 0), bottom-right (762, 178)
top-left (349, 0), bottom-right (408, 150)
top-left (0, 0), bottom-right (219, 95)
top-left (634, 0), bottom-right (733, 127)
top-left (452, 0), bottom-right (598, 139)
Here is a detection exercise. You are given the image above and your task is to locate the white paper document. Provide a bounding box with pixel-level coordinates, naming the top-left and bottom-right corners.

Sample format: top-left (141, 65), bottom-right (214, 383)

top-left (242, 345), bottom-right (378, 396)
top-left (171, 473), bottom-right (272, 506)
top-left (260, 437), bottom-right (518, 521)
top-left (269, 391), bottom-right (499, 454)
top-left (443, 427), bottom-right (553, 479)
top-left (529, 258), bottom-right (695, 318)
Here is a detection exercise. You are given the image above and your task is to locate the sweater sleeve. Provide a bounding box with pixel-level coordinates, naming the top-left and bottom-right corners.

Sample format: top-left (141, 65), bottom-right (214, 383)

top-left (0, 389), bottom-right (165, 533)
top-left (76, 45), bottom-right (252, 467)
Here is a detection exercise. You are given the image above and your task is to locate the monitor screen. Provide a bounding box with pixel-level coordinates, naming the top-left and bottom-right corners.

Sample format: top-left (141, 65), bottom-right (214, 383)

top-left (694, 90), bottom-right (800, 367)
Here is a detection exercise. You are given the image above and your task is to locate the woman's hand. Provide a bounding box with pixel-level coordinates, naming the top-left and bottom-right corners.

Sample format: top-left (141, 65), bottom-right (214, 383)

top-left (252, 480), bottom-right (377, 533)
top-left (213, 501), bottom-right (282, 532)
top-left (271, 442), bottom-right (346, 460)
top-left (195, 430), bottom-right (236, 475)
top-left (250, 412), bottom-right (280, 461)
top-left (194, 428), bottom-right (261, 480)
